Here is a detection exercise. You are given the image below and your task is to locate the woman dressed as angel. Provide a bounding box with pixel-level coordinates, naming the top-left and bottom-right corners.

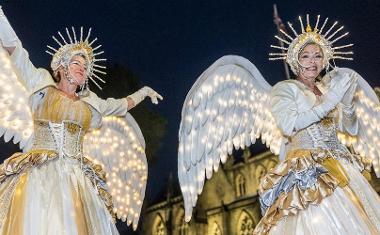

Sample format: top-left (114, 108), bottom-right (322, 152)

top-left (178, 14), bottom-right (380, 234)
top-left (0, 7), bottom-right (162, 235)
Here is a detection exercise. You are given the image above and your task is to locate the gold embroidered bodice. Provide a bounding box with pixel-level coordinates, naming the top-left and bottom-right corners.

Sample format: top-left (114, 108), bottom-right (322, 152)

top-left (287, 109), bottom-right (345, 152)
top-left (33, 87), bottom-right (92, 130)
top-left (288, 117), bottom-right (339, 150)
top-left (31, 87), bottom-right (92, 156)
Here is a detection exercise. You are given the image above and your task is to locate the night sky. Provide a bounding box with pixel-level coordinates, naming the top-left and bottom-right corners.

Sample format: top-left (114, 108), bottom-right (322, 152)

top-left (1, 0), bottom-right (380, 232)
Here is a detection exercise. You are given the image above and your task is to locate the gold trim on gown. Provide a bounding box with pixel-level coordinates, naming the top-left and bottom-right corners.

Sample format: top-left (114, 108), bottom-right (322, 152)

top-left (0, 87), bottom-right (117, 234)
top-left (254, 116), bottom-right (380, 235)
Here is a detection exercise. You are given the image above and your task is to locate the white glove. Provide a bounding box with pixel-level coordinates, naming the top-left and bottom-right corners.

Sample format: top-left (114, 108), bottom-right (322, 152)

top-left (0, 6), bottom-right (18, 48)
top-left (313, 74), bottom-right (352, 118)
top-left (294, 74), bottom-right (351, 131)
top-left (127, 86), bottom-right (163, 105)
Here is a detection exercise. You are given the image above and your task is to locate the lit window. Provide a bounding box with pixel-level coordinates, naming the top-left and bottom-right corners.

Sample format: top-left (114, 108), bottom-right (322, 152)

top-left (153, 214), bottom-right (166, 235)
top-left (237, 211), bottom-right (255, 235)
top-left (212, 222), bottom-right (222, 235)
top-left (179, 222), bottom-right (189, 235)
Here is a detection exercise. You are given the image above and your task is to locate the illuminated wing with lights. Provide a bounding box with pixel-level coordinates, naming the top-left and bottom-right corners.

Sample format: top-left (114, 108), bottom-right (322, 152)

top-left (0, 46), bottom-right (33, 149)
top-left (334, 68), bottom-right (380, 177)
top-left (83, 113), bottom-right (147, 230)
top-left (178, 55), bottom-right (283, 221)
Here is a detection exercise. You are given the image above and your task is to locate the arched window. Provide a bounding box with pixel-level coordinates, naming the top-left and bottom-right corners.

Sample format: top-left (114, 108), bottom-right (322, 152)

top-left (152, 214), bottom-right (166, 235)
top-left (176, 209), bottom-right (189, 235)
top-left (212, 222), bottom-right (222, 235)
top-left (235, 173), bottom-right (246, 197)
top-left (179, 222), bottom-right (189, 235)
top-left (237, 211), bottom-right (255, 235)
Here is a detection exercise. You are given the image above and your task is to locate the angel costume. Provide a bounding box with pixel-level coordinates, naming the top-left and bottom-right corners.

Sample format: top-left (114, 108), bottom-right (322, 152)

top-left (177, 14), bottom-right (380, 235)
top-left (0, 7), bottom-right (149, 235)
top-left (254, 69), bottom-right (380, 234)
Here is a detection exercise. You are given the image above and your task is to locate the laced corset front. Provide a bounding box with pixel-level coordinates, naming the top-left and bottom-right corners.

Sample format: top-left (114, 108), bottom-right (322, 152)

top-left (31, 87), bottom-right (92, 157)
top-left (287, 109), bottom-right (346, 152)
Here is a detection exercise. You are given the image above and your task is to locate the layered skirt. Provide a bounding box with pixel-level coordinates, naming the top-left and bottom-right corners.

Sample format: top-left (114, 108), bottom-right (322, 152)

top-left (0, 150), bottom-right (119, 235)
top-left (254, 149), bottom-right (380, 235)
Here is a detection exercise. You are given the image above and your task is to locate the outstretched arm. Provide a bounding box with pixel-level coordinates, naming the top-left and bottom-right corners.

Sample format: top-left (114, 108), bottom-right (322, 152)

top-left (126, 86), bottom-right (163, 110)
top-left (86, 86), bottom-right (163, 117)
top-left (0, 7), bottom-right (17, 51)
top-left (0, 7), bottom-right (53, 92)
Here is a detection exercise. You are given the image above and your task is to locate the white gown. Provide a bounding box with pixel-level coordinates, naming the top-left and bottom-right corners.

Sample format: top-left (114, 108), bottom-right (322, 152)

top-left (254, 80), bottom-right (380, 234)
top-left (0, 20), bottom-right (134, 234)
top-left (0, 6), bottom-right (147, 235)
top-left (0, 86), bottom-right (123, 235)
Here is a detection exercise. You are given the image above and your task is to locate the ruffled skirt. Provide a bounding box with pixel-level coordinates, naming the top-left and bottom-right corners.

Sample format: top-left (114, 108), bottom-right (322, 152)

top-left (0, 151), bottom-right (119, 235)
top-left (254, 149), bottom-right (380, 235)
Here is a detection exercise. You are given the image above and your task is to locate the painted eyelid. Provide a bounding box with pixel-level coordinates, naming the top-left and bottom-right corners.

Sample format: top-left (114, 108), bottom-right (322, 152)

top-left (70, 61), bottom-right (81, 65)
top-left (71, 61), bottom-right (88, 68)
top-left (300, 54), bottom-right (322, 58)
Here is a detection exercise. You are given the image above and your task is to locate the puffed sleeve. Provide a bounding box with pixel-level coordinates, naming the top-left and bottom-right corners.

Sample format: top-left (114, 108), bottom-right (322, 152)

top-left (10, 41), bottom-right (54, 93)
top-left (270, 81), bottom-right (299, 136)
top-left (0, 7), bottom-right (54, 93)
top-left (270, 81), bottom-right (322, 137)
top-left (83, 91), bottom-right (131, 129)
top-left (96, 97), bottom-right (130, 117)
top-left (83, 91), bottom-right (130, 117)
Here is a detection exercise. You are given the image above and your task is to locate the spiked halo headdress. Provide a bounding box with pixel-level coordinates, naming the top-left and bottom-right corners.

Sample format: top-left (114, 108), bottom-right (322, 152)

top-left (46, 27), bottom-right (106, 89)
top-left (269, 14), bottom-right (353, 74)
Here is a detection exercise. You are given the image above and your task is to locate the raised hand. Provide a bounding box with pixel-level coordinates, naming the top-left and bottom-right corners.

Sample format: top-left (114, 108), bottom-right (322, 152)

top-left (139, 86), bottom-right (163, 104)
top-left (317, 73), bottom-right (352, 114)
top-left (127, 86), bottom-right (163, 107)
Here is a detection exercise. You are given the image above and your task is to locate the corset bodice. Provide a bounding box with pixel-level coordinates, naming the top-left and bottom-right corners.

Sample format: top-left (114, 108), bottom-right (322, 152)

top-left (31, 87), bottom-right (92, 156)
top-left (288, 116), bottom-right (346, 152)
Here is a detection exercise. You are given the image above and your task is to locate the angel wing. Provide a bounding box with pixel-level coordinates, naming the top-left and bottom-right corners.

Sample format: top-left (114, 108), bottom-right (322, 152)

top-left (83, 113), bottom-right (147, 230)
top-left (178, 55), bottom-right (283, 221)
top-left (334, 68), bottom-right (380, 177)
top-left (0, 46), bottom-right (33, 149)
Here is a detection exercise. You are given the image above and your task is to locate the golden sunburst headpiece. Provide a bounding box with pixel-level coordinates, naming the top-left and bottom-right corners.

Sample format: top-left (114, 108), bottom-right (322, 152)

top-left (46, 27), bottom-right (106, 89)
top-left (269, 14), bottom-right (353, 74)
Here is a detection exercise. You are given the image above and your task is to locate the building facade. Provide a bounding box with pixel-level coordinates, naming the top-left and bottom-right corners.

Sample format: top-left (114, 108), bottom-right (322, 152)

top-left (142, 145), bottom-right (380, 235)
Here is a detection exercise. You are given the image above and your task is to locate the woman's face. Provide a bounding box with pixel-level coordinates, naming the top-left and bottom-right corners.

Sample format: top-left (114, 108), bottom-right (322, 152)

top-left (297, 44), bottom-right (324, 82)
top-left (67, 55), bottom-right (88, 86)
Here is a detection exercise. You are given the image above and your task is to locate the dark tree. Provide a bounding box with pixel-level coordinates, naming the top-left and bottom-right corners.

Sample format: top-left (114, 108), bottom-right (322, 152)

top-left (99, 64), bottom-right (166, 234)
top-left (97, 63), bottom-right (166, 163)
